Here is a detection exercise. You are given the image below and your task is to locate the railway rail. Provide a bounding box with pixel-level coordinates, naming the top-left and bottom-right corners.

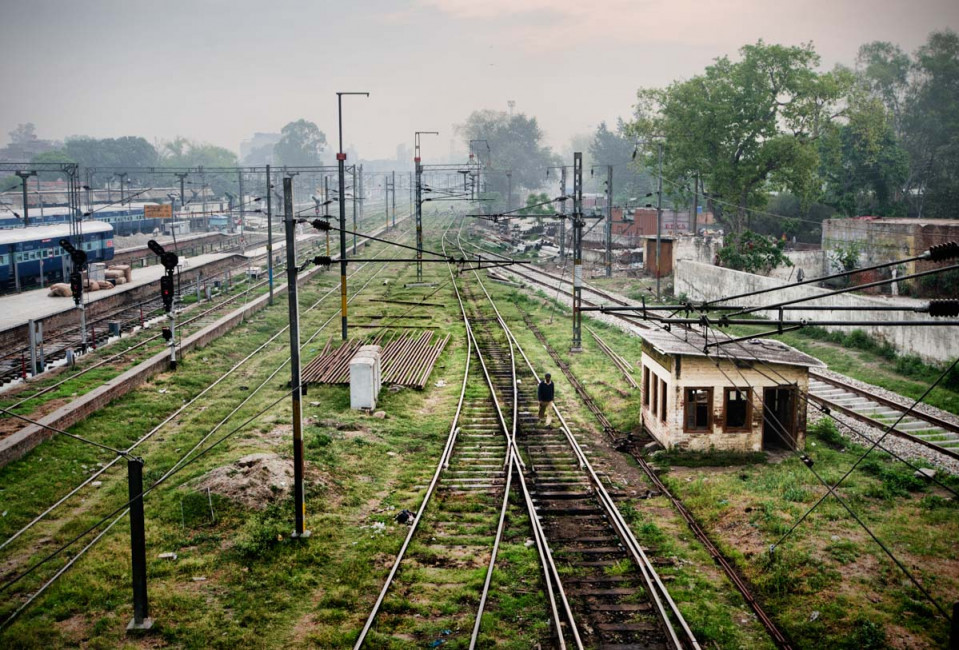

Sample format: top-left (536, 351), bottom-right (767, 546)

top-left (808, 371), bottom-right (959, 460)
top-left (466, 235), bottom-right (959, 467)
top-left (355, 222), bottom-right (700, 648)
top-left (0, 217), bottom-right (417, 627)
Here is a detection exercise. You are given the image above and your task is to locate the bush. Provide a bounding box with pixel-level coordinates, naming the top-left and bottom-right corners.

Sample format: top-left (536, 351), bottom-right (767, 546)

top-left (717, 231), bottom-right (793, 274)
top-left (809, 418), bottom-right (846, 449)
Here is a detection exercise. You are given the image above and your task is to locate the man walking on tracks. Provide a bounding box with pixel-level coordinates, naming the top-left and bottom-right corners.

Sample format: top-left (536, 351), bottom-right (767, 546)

top-left (538, 373), bottom-right (555, 427)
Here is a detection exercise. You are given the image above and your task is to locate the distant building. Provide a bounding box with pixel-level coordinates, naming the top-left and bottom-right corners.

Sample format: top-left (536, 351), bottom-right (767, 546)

top-left (640, 328), bottom-right (824, 452)
top-left (822, 217), bottom-right (959, 294)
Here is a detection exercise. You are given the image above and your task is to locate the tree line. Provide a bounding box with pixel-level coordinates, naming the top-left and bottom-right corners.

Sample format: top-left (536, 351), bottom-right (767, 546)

top-left (627, 30), bottom-right (959, 239)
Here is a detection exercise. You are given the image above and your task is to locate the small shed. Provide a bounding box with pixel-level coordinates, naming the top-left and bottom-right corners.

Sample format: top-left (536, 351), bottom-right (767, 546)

top-left (639, 328), bottom-right (824, 452)
top-left (642, 236), bottom-right (674, 277)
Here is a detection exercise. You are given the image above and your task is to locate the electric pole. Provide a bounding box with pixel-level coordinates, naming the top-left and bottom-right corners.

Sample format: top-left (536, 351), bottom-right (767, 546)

top-left (283, 176), bottom-right (309, 539)
top-left (571, 153), bottom-right (584, 352)
top-left (266, 165), bottom-right (274, 305)
top-left (605, 164), bottom-right (613, 278)
top-left (15, 171), bottom-right (37, 227)
top-left (336, 91), bottom-right (370, 340)
top-left (352, 165), bottom-right (358, 254)
top-left (655, 141), bottom-right (663, 300)
top-left (391, 170), bottom-right (396, 227)
top-left (560, 166), bottom-right (567, 257)
top-left (414, 131), bottom-right (438, 282)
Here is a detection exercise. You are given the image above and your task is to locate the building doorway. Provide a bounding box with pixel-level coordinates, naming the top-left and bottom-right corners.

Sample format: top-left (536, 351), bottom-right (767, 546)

top-left (762, 387), bottom-right (796, 450)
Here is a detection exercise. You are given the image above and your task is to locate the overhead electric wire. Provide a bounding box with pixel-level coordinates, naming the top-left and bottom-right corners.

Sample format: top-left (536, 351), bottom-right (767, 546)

top-left (0, 219), bottom-right (416, 627)
top-left (642, 317), bottom-right (954, 623)
top-left (0, 216), bottom-right (413, 553)
top-left (0, 407), bottom-right (132, 458)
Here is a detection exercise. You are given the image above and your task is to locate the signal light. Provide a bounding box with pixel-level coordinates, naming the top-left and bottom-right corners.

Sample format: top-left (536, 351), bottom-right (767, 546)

top-left (160, 274), bottom-right (175, 311)
top-left (69, 271), bottom-right (83, 305)
top-left (60, 239), bottom-right (87, 267)
top-left (161, 327), bottom-right (173, 341)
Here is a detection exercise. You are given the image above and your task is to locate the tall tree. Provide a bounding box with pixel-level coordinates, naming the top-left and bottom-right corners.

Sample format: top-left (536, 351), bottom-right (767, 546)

top-left (855, 41), bottom-right (911, 139)
top-left (588, 120), bottom-right (654, 204)
top-left (818, 92), bottom-right (909, 217)
top-left (628, 41), bottom-right (848, 233)
top-left (902, 30), bottom-right (959, 218)
top-left (160, 138), bottom-right (239, 197)
top-left (459, 109), bottom-right (559, 211)
top-left (273, 120), bottom-right (327, 167)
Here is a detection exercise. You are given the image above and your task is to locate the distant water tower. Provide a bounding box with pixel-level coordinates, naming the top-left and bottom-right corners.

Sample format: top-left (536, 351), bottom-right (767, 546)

top-left (507, 100), bottom-right (515, 117)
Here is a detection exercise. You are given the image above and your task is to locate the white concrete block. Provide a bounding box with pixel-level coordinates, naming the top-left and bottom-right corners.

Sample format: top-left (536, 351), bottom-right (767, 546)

top-left (350, 345), bottom-right (382, 410)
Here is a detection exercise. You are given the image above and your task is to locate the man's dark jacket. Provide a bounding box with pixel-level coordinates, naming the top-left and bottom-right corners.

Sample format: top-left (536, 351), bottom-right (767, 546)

top-left (538, 380), bottom-right (554, 402)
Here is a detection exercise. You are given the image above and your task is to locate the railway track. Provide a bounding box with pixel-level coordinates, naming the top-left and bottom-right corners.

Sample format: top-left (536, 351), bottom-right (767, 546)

top-left (459, 228), bottom-right (698, 649)
top-left (355, 223), bottom-right (700, 648)
top-left (467, 235), bottom-right (959, 467)
top-left (0, 234), bottom-right (325, 387)
top-left (808, 371), bottom-right (959, 460)
top-left (0, 219), bottom-right (417, 627)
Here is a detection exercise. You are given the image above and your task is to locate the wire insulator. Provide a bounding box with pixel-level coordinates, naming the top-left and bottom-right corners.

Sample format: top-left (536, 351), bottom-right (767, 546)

top-left (927, 241), bottom-right (959, 262)
top-left (928, 299), bottom-right (959, 317)
top-left (312, 255), bottom-right (332, 267)
top-left (310, 219), bottom-right (331, 231)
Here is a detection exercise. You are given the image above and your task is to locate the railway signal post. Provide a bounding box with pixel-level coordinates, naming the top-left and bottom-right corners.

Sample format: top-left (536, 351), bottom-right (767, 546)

top-left (283, 177), bottom-right (309, 539)
top-left (59, 238), bottom-right (89, 352)
top-left (147, 240), bottom-right (179, 370)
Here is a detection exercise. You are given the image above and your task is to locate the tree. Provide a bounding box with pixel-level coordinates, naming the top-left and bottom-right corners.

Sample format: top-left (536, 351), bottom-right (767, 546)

top-left (856, 41), bottom-right (911, 139)
top-left (902, 30), bottom-right (959, 218)
top-left (588, 120), bottom-right (654, 204)
top-left (273, 120), bottom-right (327, 167)
top-left (59, 136), bottom-right (158, 186)
top-left (459, 110), bottom-right (559, 211)
top-left (159, 138), bottom-right (239, 197)
top-left (717, 231), bottom-right (793, 274)
top-left (628, 41), bottom-right (848, 233)
top-left (818, 93), bottom-right (909, 216)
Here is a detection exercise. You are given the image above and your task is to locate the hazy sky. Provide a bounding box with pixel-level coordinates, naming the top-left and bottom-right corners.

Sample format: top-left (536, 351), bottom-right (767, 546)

top-left (1, 0), bottom-right (957, 161)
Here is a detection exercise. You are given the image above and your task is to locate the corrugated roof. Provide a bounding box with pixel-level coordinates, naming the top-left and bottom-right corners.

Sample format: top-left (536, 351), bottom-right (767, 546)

top-left (640, 326), bottom-right (825, 369)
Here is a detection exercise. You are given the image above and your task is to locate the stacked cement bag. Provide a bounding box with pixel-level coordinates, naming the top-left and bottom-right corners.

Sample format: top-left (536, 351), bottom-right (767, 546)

top-left (108, 264), bottom-right (133, 283)
top-left (105, 269), bottom-right (128, 285)
top-left (48, 283), bottom-right (72, 297)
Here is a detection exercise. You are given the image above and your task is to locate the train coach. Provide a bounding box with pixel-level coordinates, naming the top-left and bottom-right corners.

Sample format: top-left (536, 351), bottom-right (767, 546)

top-left (0, 203), bottom-right (169, 236)
top-left (0, 221), bottom-right (114, 291)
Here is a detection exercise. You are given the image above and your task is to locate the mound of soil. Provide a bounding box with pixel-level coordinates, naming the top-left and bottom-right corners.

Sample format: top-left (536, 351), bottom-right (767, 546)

top-left (193, 453), bottom-right (294, 510)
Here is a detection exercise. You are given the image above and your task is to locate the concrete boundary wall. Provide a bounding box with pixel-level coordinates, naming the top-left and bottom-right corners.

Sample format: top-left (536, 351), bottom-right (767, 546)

top-left (0, 220), bottom-right (398, 467)
top-left (675, 260), bottom-right (959, 364)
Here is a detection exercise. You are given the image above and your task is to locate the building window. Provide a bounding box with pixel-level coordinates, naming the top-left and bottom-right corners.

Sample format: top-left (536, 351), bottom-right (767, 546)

top-left (724, 388), bottom-right (751, 431)
top-left (643, 366), bottom-right (650, 407)
top-left (684, 388), bottom-right (712, 432)
top-left (651, 377), bottom-right (658, 417)
top-left (659, 378), bottom-right (667, 422)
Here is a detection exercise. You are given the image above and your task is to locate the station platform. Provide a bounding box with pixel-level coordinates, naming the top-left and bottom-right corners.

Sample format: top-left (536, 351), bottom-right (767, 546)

top-left (0, 229), bottom-right (323, 334)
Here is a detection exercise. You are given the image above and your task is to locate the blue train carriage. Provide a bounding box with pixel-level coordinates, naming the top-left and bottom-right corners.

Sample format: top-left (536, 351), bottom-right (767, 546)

top-left (0, 221), bottom-right (114, 291)
top-left (93, 202), bottom-right (161, 236)
top-left (0, 205), bottom-right (72, 229)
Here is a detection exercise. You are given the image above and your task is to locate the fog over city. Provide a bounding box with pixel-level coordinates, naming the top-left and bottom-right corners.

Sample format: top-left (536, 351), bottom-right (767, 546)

top-left (1, 0), bottom-right (957, 159)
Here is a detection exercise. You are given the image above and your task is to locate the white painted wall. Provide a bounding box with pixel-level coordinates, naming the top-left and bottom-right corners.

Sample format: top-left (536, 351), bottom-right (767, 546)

top-left (675, 260), bottom-right (959, 364)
